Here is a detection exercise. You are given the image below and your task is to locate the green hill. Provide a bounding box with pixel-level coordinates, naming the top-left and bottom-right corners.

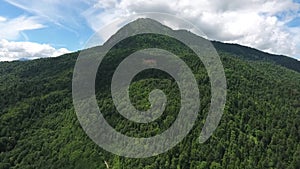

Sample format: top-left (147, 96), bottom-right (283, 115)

top-left (0, 19), bottom-right (299, 169)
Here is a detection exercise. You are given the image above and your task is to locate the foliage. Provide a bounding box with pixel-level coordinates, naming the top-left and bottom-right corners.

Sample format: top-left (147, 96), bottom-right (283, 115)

top-left (0, 32), bottom-right (299, 169)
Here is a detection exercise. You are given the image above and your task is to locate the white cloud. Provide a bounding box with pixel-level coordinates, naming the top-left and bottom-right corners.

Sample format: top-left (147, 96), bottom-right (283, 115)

top-left (5, 0), bottom-right (89, 31)
top-left (0, 15), bottom-right (44, 40)
top-left (0, 15), bottom-right (71, 61)
top-left (5, 0), bottom-right (300, 59)
top-left (83, 0), bottom-right (300, 58)
top-left (0, 16), bottom-right (6, 22)
top-left (93, 0), bottom-right (118, 9)
top-left (0, 39), bottom-right (70, 61)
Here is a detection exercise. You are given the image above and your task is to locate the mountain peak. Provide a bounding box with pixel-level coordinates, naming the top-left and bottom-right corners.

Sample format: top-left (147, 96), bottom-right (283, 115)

top-left (103, 18), bottom-right (171, 47)
top-left (131, 18), bottom-right (162, 25)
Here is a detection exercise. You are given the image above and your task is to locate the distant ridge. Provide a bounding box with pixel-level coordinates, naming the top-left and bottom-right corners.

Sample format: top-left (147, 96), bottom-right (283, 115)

top-left (212, 41), bottom-right (300, 73)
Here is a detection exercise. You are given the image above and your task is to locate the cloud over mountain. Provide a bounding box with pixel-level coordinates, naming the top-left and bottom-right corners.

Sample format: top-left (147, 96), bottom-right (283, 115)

top-left (3, 0), bottom-right (300, 61)
top-left (85, 0), bottom-right (300, 59)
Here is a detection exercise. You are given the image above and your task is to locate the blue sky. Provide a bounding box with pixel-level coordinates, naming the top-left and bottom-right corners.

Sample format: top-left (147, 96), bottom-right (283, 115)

top-left (0, 0), bottom-right (300, 61)
top-left (0, 1), bottom-right (93, 51)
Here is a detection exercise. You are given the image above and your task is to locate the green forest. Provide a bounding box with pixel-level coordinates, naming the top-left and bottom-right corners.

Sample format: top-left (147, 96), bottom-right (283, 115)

top-left (0, 20), bottom-right (300, 169)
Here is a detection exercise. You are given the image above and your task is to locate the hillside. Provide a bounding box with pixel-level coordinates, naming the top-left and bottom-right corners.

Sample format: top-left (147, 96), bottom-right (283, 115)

top-left (0, 19), bottom-right (300, 169)
top-left (212, 41), bottom-right (300, 73)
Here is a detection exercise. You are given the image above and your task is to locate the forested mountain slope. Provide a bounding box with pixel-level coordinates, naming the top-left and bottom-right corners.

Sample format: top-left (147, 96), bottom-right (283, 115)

top-left (212, 41), bottom-right (300, 73)
top-left (0, 19), bottom-right (299, 169)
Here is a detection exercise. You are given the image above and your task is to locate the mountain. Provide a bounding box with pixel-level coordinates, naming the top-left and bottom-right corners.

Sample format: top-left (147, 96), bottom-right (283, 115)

top-left (0, 19), bottom-right (299, 169)
top-left (212, 41), bottom-right (300, 73)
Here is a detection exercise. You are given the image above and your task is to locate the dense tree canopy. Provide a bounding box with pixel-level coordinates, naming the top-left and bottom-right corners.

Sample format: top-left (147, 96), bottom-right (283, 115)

top-left (0, 31), bottom-right (299, 169)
